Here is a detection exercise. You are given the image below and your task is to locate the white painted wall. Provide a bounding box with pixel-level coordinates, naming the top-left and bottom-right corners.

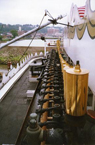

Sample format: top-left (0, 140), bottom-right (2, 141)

top-left (64, 27), bottom-right (95, 96)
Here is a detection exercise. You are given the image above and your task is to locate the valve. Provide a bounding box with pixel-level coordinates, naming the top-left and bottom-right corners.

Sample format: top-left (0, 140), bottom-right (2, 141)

top-left (43, 79), bottom-right (63, 84)
top-left (40, 89), bottom-right (59, 95)
top-left (40, 89), bottom-right (63, 96)
top-left (38, 96), bottom-right (61, 104)
top-left (41, 84), bottom-right (59, 89)
top-left (26, 113), bottom-right (44, 145)
top-left (36, 104), bottom-right (62, 114)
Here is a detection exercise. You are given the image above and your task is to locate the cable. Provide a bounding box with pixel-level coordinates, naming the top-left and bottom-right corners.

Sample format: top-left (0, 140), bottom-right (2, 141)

top-left (45, 10), bottom-right (54, 20)
top-left (18, 10), bottom-right (57, 62)
top-left (56, 22), bottom-right (73, 27)
top-left (17, 13), bottom-right (46, 64)
top-left (45, 10), bottom-right (59, 25)
top-left (11, 10), bottom-right (57, 65)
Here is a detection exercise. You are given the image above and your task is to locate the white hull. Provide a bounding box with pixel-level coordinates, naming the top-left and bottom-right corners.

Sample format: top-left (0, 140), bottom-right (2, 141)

top-left (64, 26), bottom-right (95, 95)
top-left (64, 0), bottom-right (95, 109)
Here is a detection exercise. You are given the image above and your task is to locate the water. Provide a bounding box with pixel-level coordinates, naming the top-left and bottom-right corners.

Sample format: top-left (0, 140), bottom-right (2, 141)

top-left (10, 39), bottom-right (45, 47)
top-left (0, 39), bottom-right (57, 47)
top-left (0, 39), bottom-right (57, 73)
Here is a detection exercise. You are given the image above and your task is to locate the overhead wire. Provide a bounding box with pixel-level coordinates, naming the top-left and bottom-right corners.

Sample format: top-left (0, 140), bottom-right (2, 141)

top-left (45, 10), bottom-right (54, 20)
top-left (9, 10), bottom-right (57, 67)
top-left (17, 10), bottom-right (56, 64)
top-left (17, 12), bottom-right (47, 64)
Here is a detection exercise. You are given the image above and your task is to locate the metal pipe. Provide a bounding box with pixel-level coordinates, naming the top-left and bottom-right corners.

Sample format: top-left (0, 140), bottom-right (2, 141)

top-left (0, 15), bottom-right (63, 49)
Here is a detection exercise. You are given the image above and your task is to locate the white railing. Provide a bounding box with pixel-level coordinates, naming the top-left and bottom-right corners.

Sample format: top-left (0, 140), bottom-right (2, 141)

top-left (0, 52), bottom-right (43, 89)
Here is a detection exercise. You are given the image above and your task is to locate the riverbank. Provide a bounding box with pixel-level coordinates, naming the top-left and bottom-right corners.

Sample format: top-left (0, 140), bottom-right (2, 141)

top-left (0, 64), bottom-right (8, 74)
top-left (0, 45), bottom-right (56, 65)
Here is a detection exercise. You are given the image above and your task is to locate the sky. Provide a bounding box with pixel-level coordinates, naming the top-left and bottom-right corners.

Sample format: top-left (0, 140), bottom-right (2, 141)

top-left (0, 0), bottom-right (86, 25)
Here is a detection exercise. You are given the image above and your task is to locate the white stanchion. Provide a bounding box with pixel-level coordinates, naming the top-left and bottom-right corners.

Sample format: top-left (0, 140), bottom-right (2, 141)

top-left (0, 52), bottom-right (44, 101)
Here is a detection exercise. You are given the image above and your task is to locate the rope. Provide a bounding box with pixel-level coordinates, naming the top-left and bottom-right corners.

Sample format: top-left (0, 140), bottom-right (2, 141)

top-left (14, 10), bottom-right (56, 64)
top-left (17, 13), bottom-right (46, 64)
top-left (45, 10), bottom-right (54, 20)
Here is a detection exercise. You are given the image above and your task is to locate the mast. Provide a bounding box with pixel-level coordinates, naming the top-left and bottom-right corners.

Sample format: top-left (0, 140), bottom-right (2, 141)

top-left (0, 15), bottom-right (63, 49)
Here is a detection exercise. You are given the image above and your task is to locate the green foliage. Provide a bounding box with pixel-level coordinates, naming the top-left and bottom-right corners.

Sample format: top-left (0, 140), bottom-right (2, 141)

top-left (10, 29), bottom-right (18, 38)
top-left (0, 56), bottom-right (6, 61)
top-left (0, 35), bottom-right (2, 41)
top-left (2, 38), bottom-right (10, 41)
top-left (0, 23), bottom-right (35, 34)
top-left (0, 23), bottom-right (63, 36)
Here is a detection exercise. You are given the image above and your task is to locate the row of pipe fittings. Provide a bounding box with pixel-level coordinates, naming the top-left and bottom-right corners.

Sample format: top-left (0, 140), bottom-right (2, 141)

top-left (28, 48), bottom-right (88, 144)
top-left (26, 49), bottom-right (66, 145)
top-left (26, 113), bottom-right (44, 145)
top-left (25, 41), bottom-right (94, 145)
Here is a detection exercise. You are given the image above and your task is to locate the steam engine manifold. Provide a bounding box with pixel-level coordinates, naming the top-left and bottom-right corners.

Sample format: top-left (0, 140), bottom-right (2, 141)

top-left (24, 43), bottom-right (95, 145)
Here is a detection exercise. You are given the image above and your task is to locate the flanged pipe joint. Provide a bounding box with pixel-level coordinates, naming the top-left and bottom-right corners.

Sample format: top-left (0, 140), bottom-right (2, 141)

top-left (26, 113), bottom-right (44, 145)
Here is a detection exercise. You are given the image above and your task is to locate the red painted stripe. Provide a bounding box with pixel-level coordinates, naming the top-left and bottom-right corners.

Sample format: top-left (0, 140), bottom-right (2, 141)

top-left (80, 16), bottom-right (84, 18)
top-left (77, 6), bottom-right (85, 18)
top-left (78, 7), bottom-right (85, 9)
top-left (78, 8), bottom-right (85, 9)
top-left (79, 13), bottom-right (85, 14)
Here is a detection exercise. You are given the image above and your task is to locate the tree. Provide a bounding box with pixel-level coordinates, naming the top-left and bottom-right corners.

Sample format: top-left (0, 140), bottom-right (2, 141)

top-left (0, 35), bottom-right (2, 41)
top-left (10, 29), bottom-right (18, 38)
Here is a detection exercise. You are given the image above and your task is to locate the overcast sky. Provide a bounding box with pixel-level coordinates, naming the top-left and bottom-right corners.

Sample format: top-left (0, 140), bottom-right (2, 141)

top-left (0, 0), bottom-right (86, 25)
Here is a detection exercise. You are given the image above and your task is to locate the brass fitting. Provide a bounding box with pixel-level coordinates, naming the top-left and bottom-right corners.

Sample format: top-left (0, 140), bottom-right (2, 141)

top-left (74, 60), bottom-right (81, 72)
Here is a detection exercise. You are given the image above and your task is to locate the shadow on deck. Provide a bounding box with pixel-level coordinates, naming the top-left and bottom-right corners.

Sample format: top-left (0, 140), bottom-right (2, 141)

top-left (0, 68), bottom-right (37, 144)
